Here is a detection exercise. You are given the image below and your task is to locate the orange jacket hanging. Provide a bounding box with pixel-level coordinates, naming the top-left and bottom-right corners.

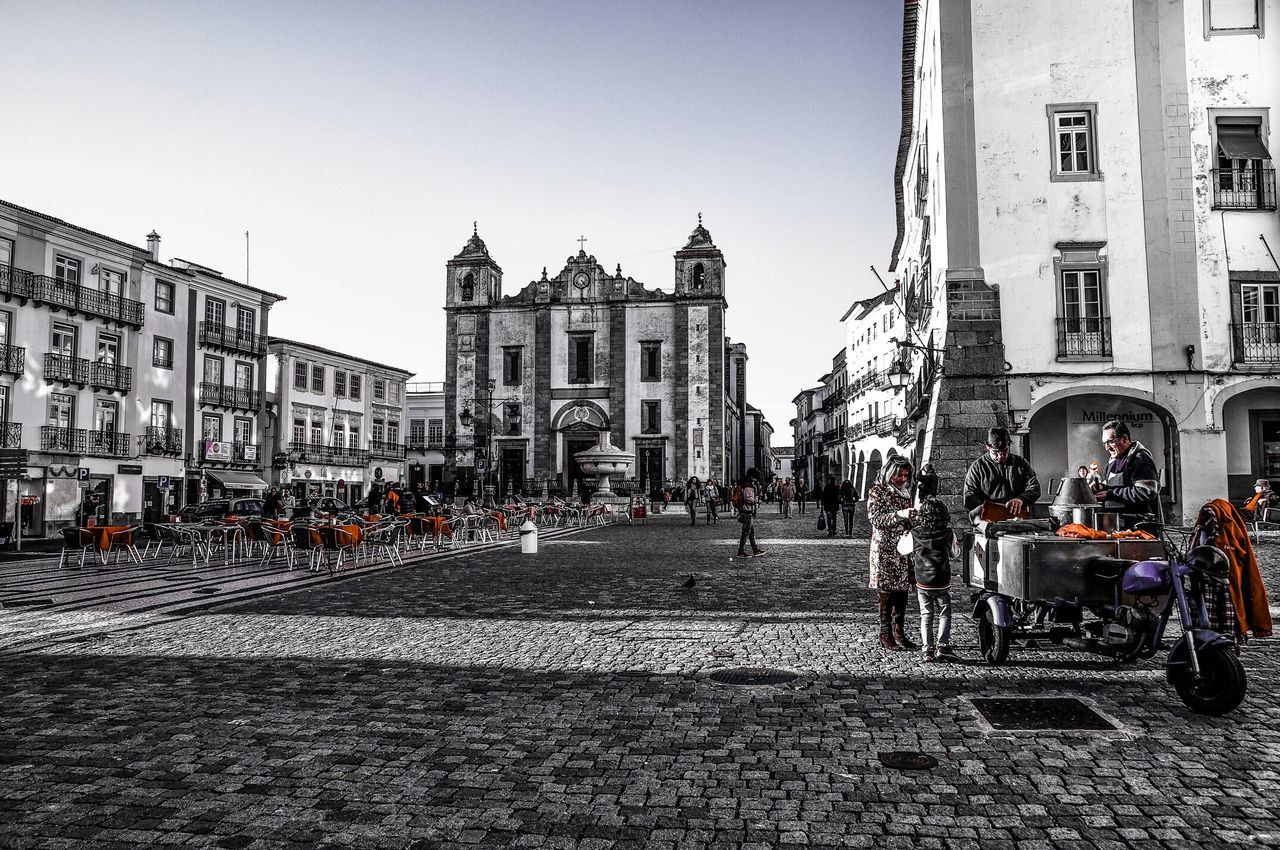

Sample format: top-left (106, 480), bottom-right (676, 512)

top-left (1199, 499), bottom-right (1273, 639)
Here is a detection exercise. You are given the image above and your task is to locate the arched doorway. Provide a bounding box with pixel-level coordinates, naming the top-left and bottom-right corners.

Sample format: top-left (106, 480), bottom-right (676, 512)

top-left (865, 449), bottom-right (883, 494)
top-left (1218, 384), bottom-right (1280, 499)
top-left (1027, 390), bottom-right (1179, 515)
top-left (854, 450), bottom-right (866, 496)
top-left (551, 400), bottom-right (612, 497)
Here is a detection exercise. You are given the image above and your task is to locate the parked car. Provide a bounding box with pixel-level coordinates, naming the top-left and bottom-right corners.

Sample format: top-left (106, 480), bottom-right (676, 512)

top-left (290, 497), bottom-right (350, 520)
top-left (178, 497), bottom-right (265, 522)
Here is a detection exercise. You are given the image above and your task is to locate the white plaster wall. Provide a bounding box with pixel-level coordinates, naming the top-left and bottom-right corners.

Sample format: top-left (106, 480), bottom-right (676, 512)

top-left (971, 0), bottom-right (1151, 373)
top-left (1183, 0), bottom-right (1280, 371)
top-left (687, 305), bottom-right (710, 480)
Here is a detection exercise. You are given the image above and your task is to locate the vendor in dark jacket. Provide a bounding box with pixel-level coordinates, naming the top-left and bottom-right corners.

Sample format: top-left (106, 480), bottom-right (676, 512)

top-left (1093, 419), bottom-right (1160, 520)
top-left (962, 427), bottom-right (1042, 520)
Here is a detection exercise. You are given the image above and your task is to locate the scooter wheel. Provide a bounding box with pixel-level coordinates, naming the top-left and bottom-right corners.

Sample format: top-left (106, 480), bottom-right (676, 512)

top-left (977, 616), bottom-right (1011, 665)
top-left (1172, 643), bottom-right (1247, 716)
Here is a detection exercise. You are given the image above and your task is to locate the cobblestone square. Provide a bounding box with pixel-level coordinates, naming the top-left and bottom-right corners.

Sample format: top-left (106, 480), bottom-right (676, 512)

top-left (1, 511), bottom-right (1278, 848)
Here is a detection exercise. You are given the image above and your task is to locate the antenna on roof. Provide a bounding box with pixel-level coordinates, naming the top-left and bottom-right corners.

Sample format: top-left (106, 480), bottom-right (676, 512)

top-left (245, 231), bottom-right (250, 286)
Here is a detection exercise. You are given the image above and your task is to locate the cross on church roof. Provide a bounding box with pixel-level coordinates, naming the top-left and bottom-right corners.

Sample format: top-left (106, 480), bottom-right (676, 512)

top-left (577, 234), bottom-right (588, 252)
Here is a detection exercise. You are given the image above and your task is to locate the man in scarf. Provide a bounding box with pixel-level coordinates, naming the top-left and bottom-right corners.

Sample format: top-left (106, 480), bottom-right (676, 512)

top-left (1092, 420), bottom-right (1160, 524)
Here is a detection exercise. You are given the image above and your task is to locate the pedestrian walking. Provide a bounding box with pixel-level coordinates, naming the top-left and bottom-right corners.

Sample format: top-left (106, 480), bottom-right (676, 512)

top-left (839, 479), bottom-right (857, 536)
top-left (904, 497), bottom-right (957, 663)
top-left (820, 477), bottom-right (840, 537)
top-left (734, 475), bottom-right (766, 558)
top-left (796, 478), bottom-right (808, 515)
top-left (685, 476), bottom-right (700, 526)
top-left (780, 477), bottom-right (794, 519)
top-left (704, 478), bottom-right (720, 525)
top-left (867, 456), bottom-right (917, 651)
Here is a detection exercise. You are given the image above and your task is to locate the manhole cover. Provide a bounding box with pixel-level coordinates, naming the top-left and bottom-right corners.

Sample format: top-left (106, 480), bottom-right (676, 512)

top-left (707, 667), bottom-right (798, 687)
top-left (1, 598), bottom-right (56, 607)
top-left (878, 751), bottom-right (938, 770)
top-left (192, 587), bottom-right (221, 595)
top-left (971, 697), bottom-right (1117, 731)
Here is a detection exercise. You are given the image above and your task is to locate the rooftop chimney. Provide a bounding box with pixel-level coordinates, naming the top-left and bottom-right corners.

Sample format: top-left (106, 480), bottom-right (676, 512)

top-left (146, 230), bottom-right (160, 261)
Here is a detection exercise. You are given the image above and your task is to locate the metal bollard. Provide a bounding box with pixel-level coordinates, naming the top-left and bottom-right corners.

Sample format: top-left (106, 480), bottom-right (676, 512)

top-left (520, 519), bottom-right (538, 554)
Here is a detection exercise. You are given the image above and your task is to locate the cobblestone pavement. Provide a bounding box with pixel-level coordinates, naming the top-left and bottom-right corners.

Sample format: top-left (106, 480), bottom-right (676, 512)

top-left (2, 507), bottom-right (1279, 848)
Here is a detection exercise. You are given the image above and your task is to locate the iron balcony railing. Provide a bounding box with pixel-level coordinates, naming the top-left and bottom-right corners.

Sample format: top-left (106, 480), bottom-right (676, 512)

top-left (288, 441), bottom-right (371, 467)
top-left (1055, 317), bottom-right (1113, 358)
top-left (1211, 167), bottom-right (1277, 211)
top-left (369, 439), bottom-right (406, 459)
top-left (874, 415), bottom-right (899, 437)
top-left (140, 426), bottom-right (183, 456)
top-left (1231, 322), bottom-right (1280, 364)
top-left (87, 429), bottom-right (131, 458)
top-left (0, 421), bottom-right (20, 448)
top-left (0, 262), bottom-right (145, 327)
top-left (0, 343), bottom-right (24, 375)
top-left (199, 382), bottom-right (262, 411)
top-left (198, 321), bottom-right (267, 357)
top-left (44, 353), bottom-right (133, 392)
top-left (233, 441), bottom-right (260, 463)
top-left (406, 438), bottom-right (445, 451)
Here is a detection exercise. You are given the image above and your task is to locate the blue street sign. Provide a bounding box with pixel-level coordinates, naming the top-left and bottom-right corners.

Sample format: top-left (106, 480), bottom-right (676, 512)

top-left (78, 467), bottom-right (90, 482)
top-left (157, 476), bottom-right (170, 490)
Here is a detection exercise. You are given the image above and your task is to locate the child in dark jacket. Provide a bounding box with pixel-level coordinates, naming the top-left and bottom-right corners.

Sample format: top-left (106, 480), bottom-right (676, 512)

top-left (911, 498), bottom-right (957, 663)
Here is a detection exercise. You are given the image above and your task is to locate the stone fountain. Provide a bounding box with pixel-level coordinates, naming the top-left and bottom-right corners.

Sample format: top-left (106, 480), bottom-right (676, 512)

top-left (573, 431), bottom-right (635, 505)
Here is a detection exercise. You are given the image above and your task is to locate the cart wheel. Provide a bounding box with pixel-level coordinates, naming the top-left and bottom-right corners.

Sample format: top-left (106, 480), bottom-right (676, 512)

top-left (977, 616), bottom-right (1011, 665)
top-left (1171, 644), bottom-right (1247, 716)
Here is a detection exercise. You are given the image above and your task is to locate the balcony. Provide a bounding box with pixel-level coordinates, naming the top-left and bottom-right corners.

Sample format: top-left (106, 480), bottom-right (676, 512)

top-left (199, 382), bottom-right (262, 412)
top-left (44, 353), bottom-right (133, 393)
top-left (369, 439), bottom-right (406, 459)
top-left (40, 426), bottom-right (131, 458)
top-left (0, 422), bottom-right (19, 448)
top-left (0, 343), bottom-right (24, 375)
top-left (1212, 167), bottom-right (1276, 211)
top-left (873, 415), bottom-right (899, 437)
top-left (234, 441), bottom-right (261, 464)
top-left (288, 441), bottom-right (371, 467)
top-left (1055, 317), bottom-right (1112, 359)
top-left (199, 321), bottom-right (267, 357)
top-left (1231, 322), bottom-right (1280, 364)
top-left (140, 426), bottom-right (183, 456)
top-left (406, 437), bottom-right (445, 452)
top-left (0, 262), bottom-right (145, 327)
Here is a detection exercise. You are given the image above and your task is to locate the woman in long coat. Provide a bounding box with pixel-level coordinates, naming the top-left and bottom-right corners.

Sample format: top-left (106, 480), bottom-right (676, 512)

top-left (867, 456), bottom-right (916, 651)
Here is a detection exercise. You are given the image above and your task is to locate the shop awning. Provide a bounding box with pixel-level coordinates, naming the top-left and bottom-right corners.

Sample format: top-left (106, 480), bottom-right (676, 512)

top-left (206, 470), bottom-right (268, 490)
top-left (1218, 126), bottom-right (1271, 160)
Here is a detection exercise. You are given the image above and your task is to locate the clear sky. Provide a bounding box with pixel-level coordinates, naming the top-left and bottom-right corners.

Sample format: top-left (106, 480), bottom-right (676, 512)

top-left (0, 0), bottom-right (903, 441)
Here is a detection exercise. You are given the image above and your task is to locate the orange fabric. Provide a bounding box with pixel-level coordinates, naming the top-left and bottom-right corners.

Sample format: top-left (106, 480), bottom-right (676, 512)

top-left (1200, 499), bottom-right (1273, 638)
top-left (337, 524), bottom-right (362, 545)
top-left (1055, 524), bottom-right (1156, 541)
top-left (490, 511), bottom-right (507, 532)
top-left (1245, 493), bottom-right (1262, 512)
top-left (92, 526), bottom-right (131, 552)
top-left (424, 516), bottom-right (452, 538)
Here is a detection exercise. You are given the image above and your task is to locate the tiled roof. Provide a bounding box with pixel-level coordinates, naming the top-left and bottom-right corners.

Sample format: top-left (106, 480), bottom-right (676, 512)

top-left (268, 337), bottom-right (415, 377)
top-left (0, 198), bottom-right (150, 255)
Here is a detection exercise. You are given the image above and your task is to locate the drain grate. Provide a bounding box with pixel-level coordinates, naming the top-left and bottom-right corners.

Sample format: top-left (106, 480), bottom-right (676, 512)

top-left (191, 587), bottom-right (221, 595)
top-left (971, 697), bottom-right (1118, 731)
top-left (707, 667), bottom-right (798, 687)
top-left (878, 751), bottom-right (938, 770)
top-left (0, 598), bottom-right (56, 608)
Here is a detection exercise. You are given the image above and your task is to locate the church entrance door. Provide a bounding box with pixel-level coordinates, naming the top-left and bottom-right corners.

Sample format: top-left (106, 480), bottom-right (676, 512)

top-left (500, 445), bottom-right (526, 498)
top-left (565, 436), bottom-right (597, 499)
top-left (638, 446), bottom-right (664, 493)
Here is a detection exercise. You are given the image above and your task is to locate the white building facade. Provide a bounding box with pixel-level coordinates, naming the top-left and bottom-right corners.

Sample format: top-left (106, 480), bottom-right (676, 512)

top-left (405, 381), bottom-right (446, 492)
top-left (892, 0), bottom-right (1279, 522)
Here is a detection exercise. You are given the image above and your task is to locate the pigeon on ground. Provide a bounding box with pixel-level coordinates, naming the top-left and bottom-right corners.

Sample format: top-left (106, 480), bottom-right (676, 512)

top-left (681, 574), bottom-right (697, 589)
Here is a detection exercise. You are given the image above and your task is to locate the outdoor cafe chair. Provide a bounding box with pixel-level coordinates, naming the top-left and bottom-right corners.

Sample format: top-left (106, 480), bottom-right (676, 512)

top-left (106, 526), bottom-right (143, 565)
top-left (257, 523), bottom-right (292, 567)
top-left (138, 523), bottom-right (167, 559)
top-left (365, 522), bottom-right (404, 566)
top-left (474, 514), bottom-right (501, 544)
top-left (291, 525), bottom-right (324, 572)
top-left (58, 528), bottom-right (96, 569)
top-left (243, 520), bottom-right (271, 560)
top-left (168, 525), bottom-right (208, 568)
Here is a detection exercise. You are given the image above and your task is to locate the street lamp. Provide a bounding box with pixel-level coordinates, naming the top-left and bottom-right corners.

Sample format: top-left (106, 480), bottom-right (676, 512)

top-left (459, 379), bottom-right (521, 509)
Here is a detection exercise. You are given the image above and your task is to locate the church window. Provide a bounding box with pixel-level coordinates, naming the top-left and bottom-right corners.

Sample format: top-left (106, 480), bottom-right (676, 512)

top-left (503, 347), bottom-right (523, 386)
top-left (569, 332), bottom-right (594, 383)
top-left (642, 400), bottom-right (661, 434)
top-left (640, 341), bottom-right (662, 382)
top-left (461, 273), bottom-right (475, 302)
top-left (692, 264), bottom-right (705, 290)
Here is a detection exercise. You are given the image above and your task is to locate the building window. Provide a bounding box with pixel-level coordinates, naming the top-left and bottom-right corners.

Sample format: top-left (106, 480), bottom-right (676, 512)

top-left (234, 417), bottom-right (252, 446)
top-left (0, 237), bottom-right (12, 267)
top-left (97, 332), bottom-right (119, 365)
top-left (202, 414), bottom-right (222, 441)
top-left (640, 341), bottom-right (662, 382)
top-left (388, 420), bottom-right (400, 444)
top-left (390, 382), bottom-right (400, 403)
top-left (48, 392), bottom-right (74, 429)
top-left (461, 273), bottom-right (475, 302)
top-left (692, 263), bottom-right (705, 290)
top-left (331, 422), bottom-right (345, 447)
top-left (311, 364), bottom-right (325, 393)
top-left (310, 419), bottom-right (322, 445)
top-left (348, 425), bottom-right (360, 449)
top-left (1204, 0), bottom-right (1262, 35)
top-left (1230, 276), bottom-right (1280, 363)
top-left (373, 379), bottom-right (386, 401)
top-left (1047, 104), bottom-right (1100, 181)
top-left (234, 361), bottom-right (253, 391)
top-left (99, 267), bottom-right (124, 295)
top-left (372, 418), bottom-right (385, 444)
top-left (153, 337), bottom-right (174, 369)
top-left (503, 401), bottom-right (521, 436)
top-left (292, 417), bottom-right (306, 444)
top-left (428, 418), bottom-right (443, 445)
top-left (236, 306), bottom-right (255, 338)
top-left (205, 297), bottom-right (225, 328)
top-left (155, 280), bottom-right (174, 314)
top-left (203, 355), bottom-right (224, 385)
top-left (642, 400), bottom-right (661, 434)
top-left (150, 400), bottom-right (172, 429)
top-left (54, 255), bottom-right (81, 287)
top-left (334, 370), bottom-right (346, 397)
top-left (503, 347), bottom-right (523, 385)
top-left (1212, 116), bottom-right (1275, 210)
top-left (349, 374), bottom-right (362, 400)
top-left (569, 333), bottom-right (594, 383)
top-left (409, 418), bottom-right (425, 445)
top-left (1053, 243), bottom-right (1111, 359)
top-left (293, 361), bottom-right (308, 391)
